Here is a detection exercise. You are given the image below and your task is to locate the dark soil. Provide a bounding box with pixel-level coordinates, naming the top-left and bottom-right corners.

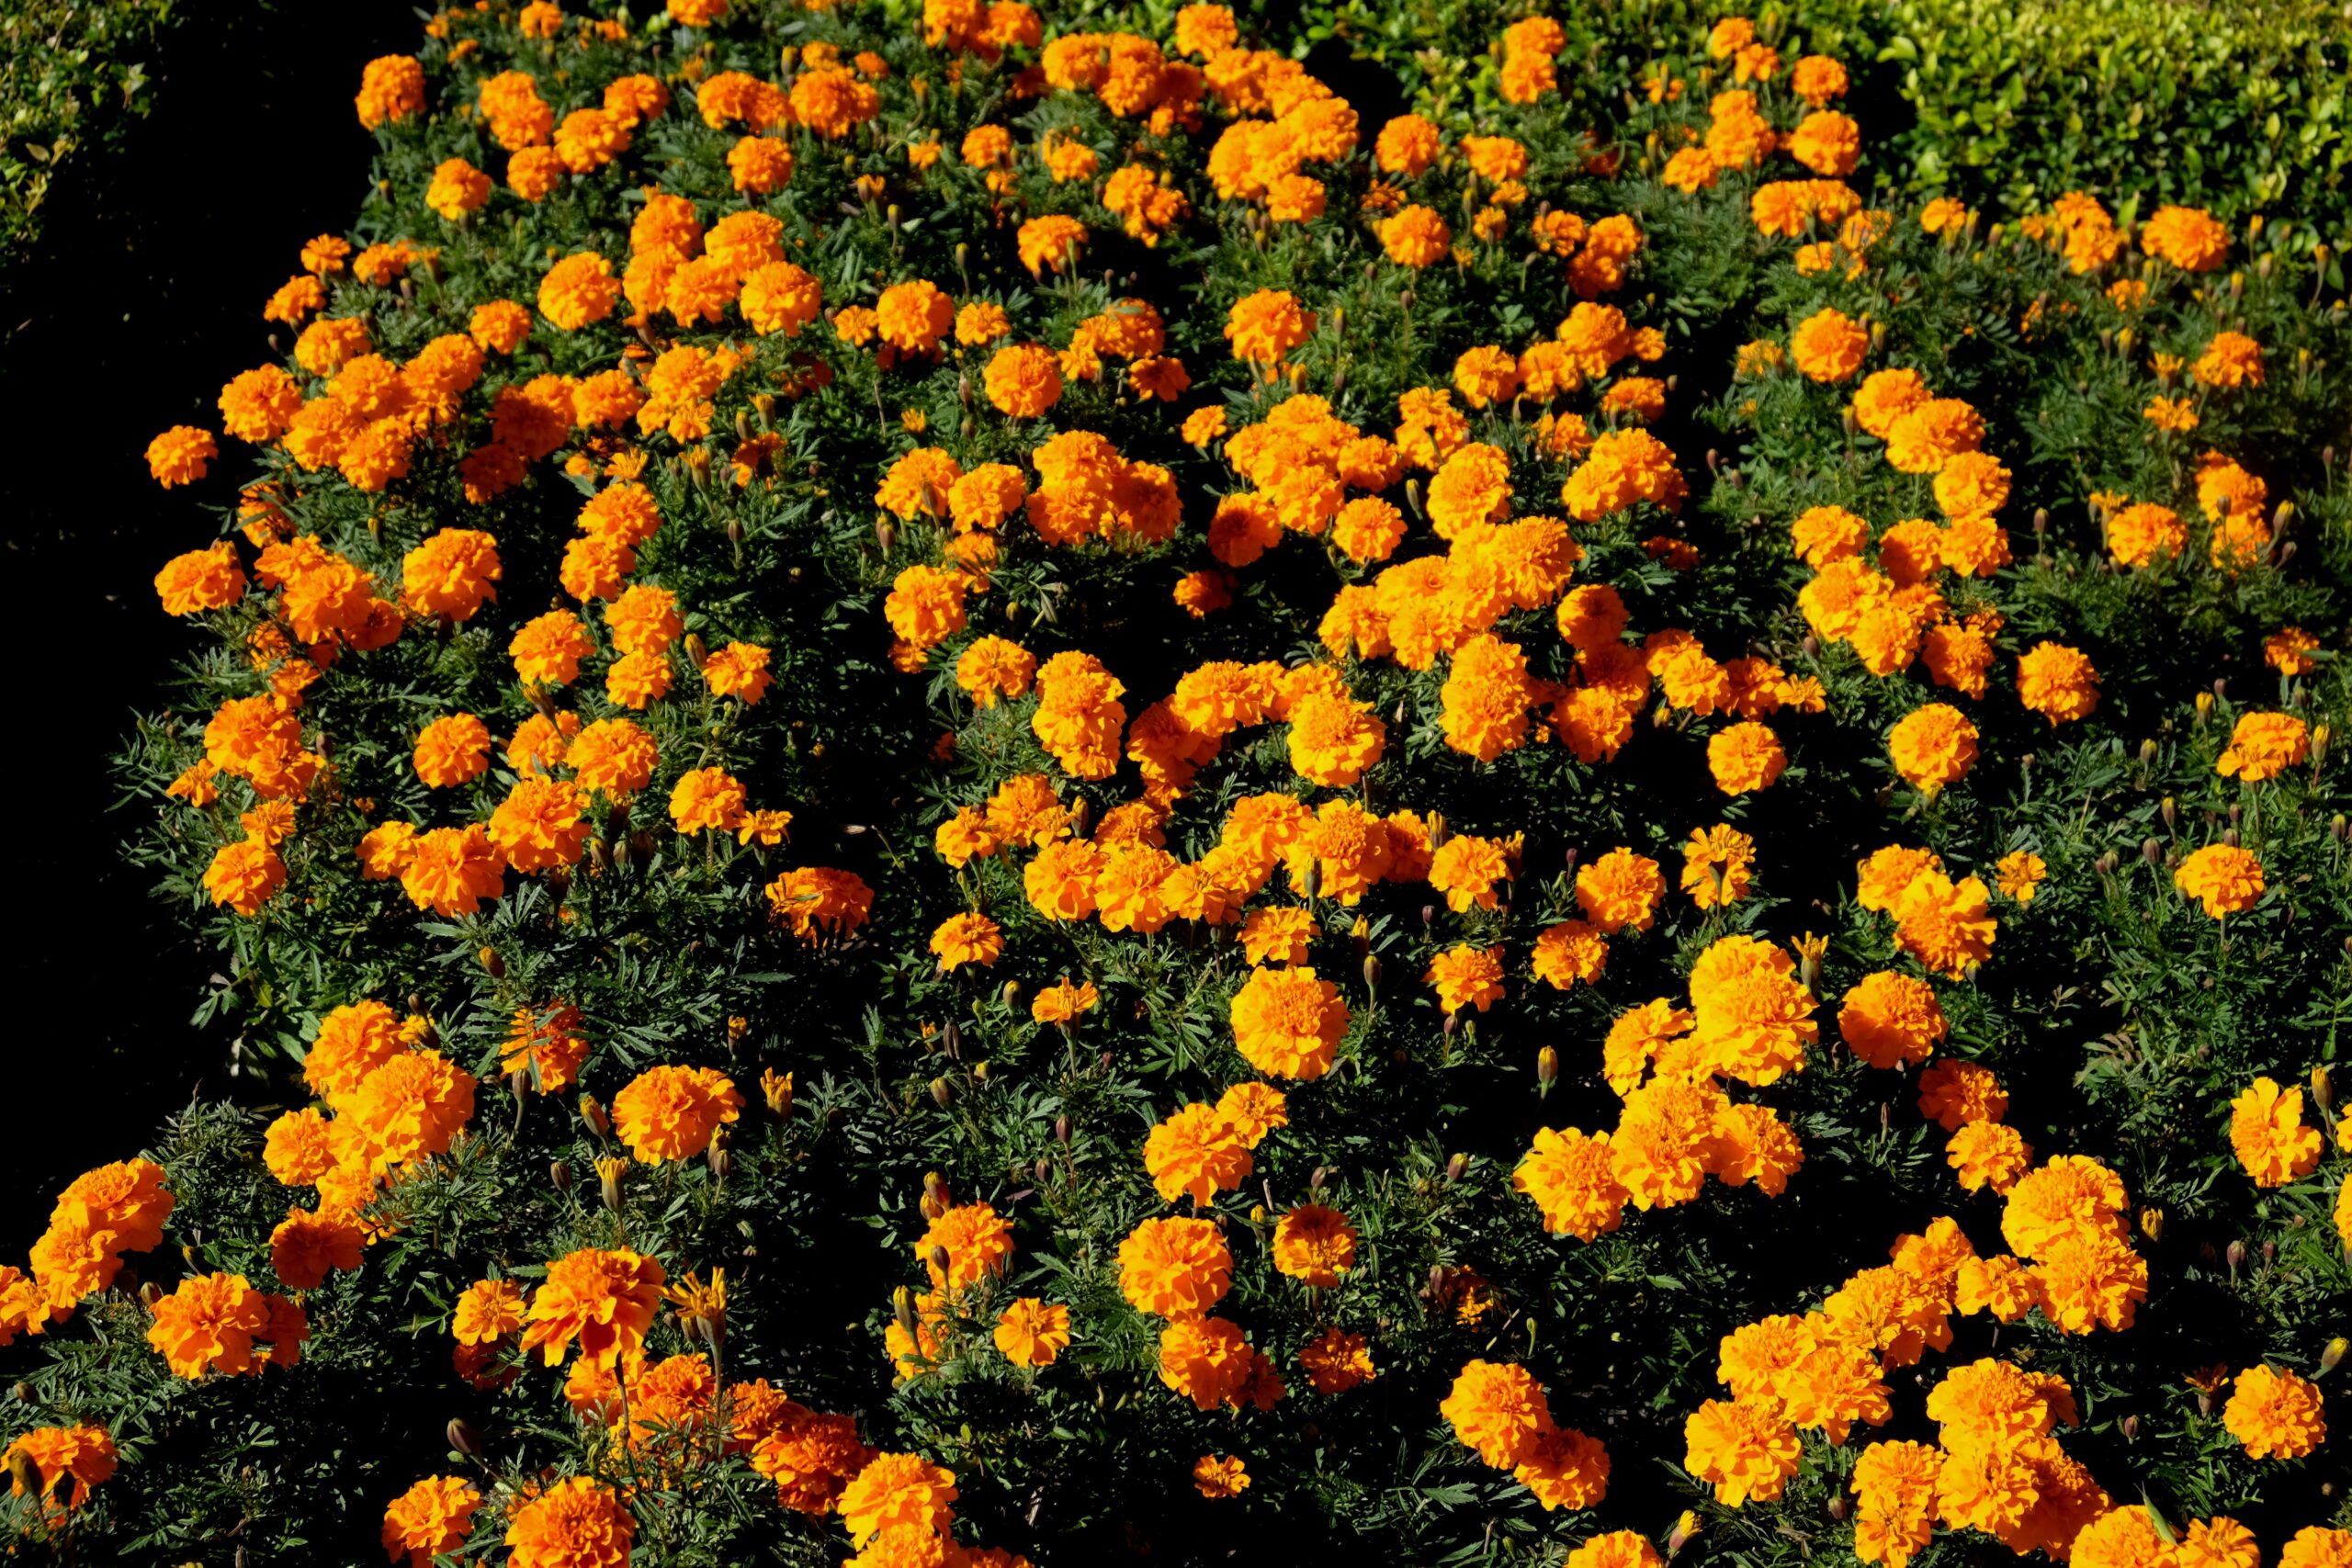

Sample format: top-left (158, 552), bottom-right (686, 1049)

top-left (0, 0), bottom-right (415, 1241)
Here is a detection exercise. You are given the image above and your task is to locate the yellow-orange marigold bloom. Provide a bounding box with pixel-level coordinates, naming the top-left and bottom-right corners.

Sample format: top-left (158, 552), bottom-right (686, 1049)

top-left (1839, 971), bottom-right (1947, 1068)
top-left (1016, 214), bottom-right (1087, 276)
top-left (537, 252), bottom-right (621, 331)
top-left (520, 1247), bottom-right (664, 1368)
top-left (929, 911), bottom-right (1002, 971)
top-left (1887, 704), bottom-right (1978, 797)
top-left (2141, 205), bottom-right (2229, 271)
top-left (1145, 1103), bottom-right (1253, 1206)
top-left (2222, 1364), bottom-right (2326, 1459)
top-left (382, 1476), bottom-right (483, 1568)
top-left (2229, 1077), bottom-right (2322, 1187)
top-left (147, 424), bottom-right (217, 487)
top-left (451, 1278), bottom-right (526, 1347)
top-left (1271, 1203), bottom-right (1357, 1286)
top-left (400, 824), bottom-right (505, 916)
top-left (1442, 1359), bottom-right (1552, 1468)
top-left (503, 1476), bottom-right (634, 1568)
top-left (1514, 1126), bottom-right (1629, 1241)
top-left (2175, 842), bottom-right (2264, 918)
top-left (2016, 642), bottom-right (2099, 725)
top-left (2105, 502), bottom-right (2187, 567)
top-left (1892, 867), bottom-right (1996, 979)
top-left (1425, 943), bottom-right (1506, 1015)
top-left (1684, 1398), bottom-right (1800, 1505)
top-left (2217, 711), bottom-right (2310, 783)
top-left (204, 838), bottom-right (287, 916)
top-left (146, 1272), bottom-right (272, 1378)
top-left (1229, 965), bottom-right (1348, 1078)
top-left (613, 1066), bottom-right (742, 1162)
top-left (2, 1423), bottom-right (117, 1511)
top-left (1116, 1215), bottom-right (1232, 1320)
top-left (1708, 720), bottom-right (1787, 793)
top-left (984, 342), bottom-right (1063, 416)
top-left (1791, 308), bottom-right (1867, 381)
top-left (994, 1297), bottom-right (1071, 1367)
top-left (269, 1207), bottom-right (364, 1290)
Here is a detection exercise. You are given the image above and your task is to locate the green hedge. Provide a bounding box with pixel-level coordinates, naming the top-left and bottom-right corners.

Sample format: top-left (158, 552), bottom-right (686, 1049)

top-left (1275, 0), bottom-right (2352, 239)
top-left (0, 0), bottom-right (175, 270)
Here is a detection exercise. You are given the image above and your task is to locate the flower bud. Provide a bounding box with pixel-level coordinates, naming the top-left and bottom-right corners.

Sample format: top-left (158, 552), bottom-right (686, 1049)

top-left (447, 1418), bottom-right (483, 1458)
top-left (549, 1159), bottom-right (571, 1192)
top-left (1363, 954), bottom-right (1383, 990)
top-left (2226, 1238), bottom-right (2247, 1274)
top-left (2312, 1066), bottom-right (2335, 1111)
top-left (2321, 1337), bottom-right (2348, 1377)
top-left (1536, 1045), bottom-right (1559, 1095)
top-left (1668, 1510), bottom-right (1702, 1556)
top-left (579, 1094), bottom-right (609, 1139)
top-left (1054, 1114), bottom-right (1071, 1145)
top-left (2142, 838), bottom-right (2163, 864)
top-left (2162, 795), bottom-right (2177, 829)
top-left (893, 1286), bottom-right (919, 1341)
top-left (1033, 1156), bottom-right (1052, 1184)
top-left (930, 1077), bottom-right (953, 1107)
top-left (479, 945), bottom-right (505, 978)
top-left (1445, 1153), bottom-right (1468, 1184)
top-left (596, 1156), bottom-right (627, 1212)
top-left (1827, 1495), bottom-right (1851, 1521)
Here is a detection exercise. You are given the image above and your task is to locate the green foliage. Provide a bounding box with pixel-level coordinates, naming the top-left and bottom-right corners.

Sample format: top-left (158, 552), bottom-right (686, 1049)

top-left (1282, 0), bottom-right (2352, 238)
top-left (0, 0), bottom-right (175, 268)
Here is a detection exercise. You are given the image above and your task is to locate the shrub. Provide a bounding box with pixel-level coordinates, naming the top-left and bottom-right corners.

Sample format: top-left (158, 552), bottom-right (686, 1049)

top-left (6, 2), bottom-right (2352, 1566)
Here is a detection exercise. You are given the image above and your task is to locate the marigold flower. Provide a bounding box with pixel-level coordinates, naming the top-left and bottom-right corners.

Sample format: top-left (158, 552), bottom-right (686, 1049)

top-left (381, 1476), bottom-right (483, 1568)
top-left (504, 1477), bottom-right (634, 1568)
top-left (2229, 1077), bottom-right (2323, 1187)
top-left (1229, 965), bottom-right (1348, 1078)
top-left (147, 1272), bottom-right (273, 1378)
top-left (2, 1423), bottom-right (117, 1512)
top-left (2217, 711), bottom-right (2310, 782)
top-left (1707, 720), bottom-right (1787, 793)
top-left (1425, 943), bottom-right (1505, 1015)
top-left (521, 1248), bottom-right (665, 1367)
top-left (2016, 642), bottom-right (2099, 725)
top-left (992, 1297), bottom-right (1070, 1368)
top-left (2174, 842), bottom-right (2264, 918)
top-left (1838, 972), bottom-right (1946, 1068)
top-left (1948, 1121), bottom-right (2033, 1194)
top-left (2223, 1364), bottom-right (2326, 1459)
top-left (1885, 704), bottom-right (1978, 797)
top-left (1442, 1359), bottom-right (1551, 1467)
top-left (1892, 866), bottom-right (1996, 978)
top-left (1116, 1216), bottom-right (1231, 1320)
top-left (1271, 1203), bottom-right (1357, 1286)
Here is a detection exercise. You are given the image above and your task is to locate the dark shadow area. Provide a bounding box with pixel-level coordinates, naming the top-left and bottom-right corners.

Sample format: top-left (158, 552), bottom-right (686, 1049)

top-left (0, 0), bottom-right (416, 1239)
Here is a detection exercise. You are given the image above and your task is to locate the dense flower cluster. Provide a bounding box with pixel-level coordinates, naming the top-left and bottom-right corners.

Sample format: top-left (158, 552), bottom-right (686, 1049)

top-left (10, 0), bottom-right (2348, 1564)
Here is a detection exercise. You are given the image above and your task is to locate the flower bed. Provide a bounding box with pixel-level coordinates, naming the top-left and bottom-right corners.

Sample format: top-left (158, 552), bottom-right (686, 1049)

top-left (6, 1), bottom-right (2351, 1564)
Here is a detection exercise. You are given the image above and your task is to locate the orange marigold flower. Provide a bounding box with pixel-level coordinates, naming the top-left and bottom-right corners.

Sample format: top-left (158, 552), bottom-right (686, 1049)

top-left (1425, 943), bottom-right (1506, 1015)
top-left (503, 1477), bottom-right (634, 1568)
top-left (1229, 965), bottom-right (1348, 1078)
top-left (2229, 1077), bottom-right (2323, 1187)
top-left (2175, 842), bottom-right (2263, 918)
top-left (1888, 704), bottom-right (1977, 797)
top-left (146, 1272), bottom-right (272, 1378)
top-left (2222, 1364), bottom-right (2326, 1459)
top-left (382, 1476), bottom-right (483, 1568)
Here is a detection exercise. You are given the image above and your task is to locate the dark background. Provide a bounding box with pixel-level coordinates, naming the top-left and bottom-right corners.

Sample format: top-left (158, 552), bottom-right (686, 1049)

top-left (0, 0), bottom-right (415, 1238)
